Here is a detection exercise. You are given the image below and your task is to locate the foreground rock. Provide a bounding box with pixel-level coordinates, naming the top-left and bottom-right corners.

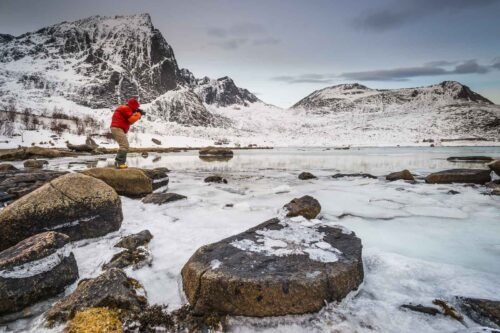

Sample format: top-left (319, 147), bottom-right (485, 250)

top-left (66, 307), bottom-right (122, 333)
top-left (142, 192), bottom-right (187, 205)
top-left (0, 232), bottom-right (78, 315)
top-left (115, 230), bottom-right (153, 251)
top-left (46, 268), bottom-right (147, 323)
top-left (182, 211), bottom-right (363, 317)
top-left (386, 169), bottom-right (415, 181)
top-left (0, 163), bottom-right (17, 171)
top-left (447, 156), bottom-right (493, 162)
top-left (0, 168), bottom-right (67, 205)
top-left (457, 297), bottom-right (500, 328)
top-left (284, 195), bottom-right (321, 219)
top-left (23, 159), bottom-right (48, 169)
top-left (204, 175), bottom-right (227, 184)
top-left (425, 169), bottom-right (491, 184)
top-left (0, 173), bottom-right (122, 251)
top-left (82, 167), bottom-right (153, 197)
top-left (332, 173), bottom-right (377, 179)
top-left (103, 248), bottom-right (152, 270)
top-left (488, 160), bottom-right (500, 177)
top-left (0, 146), bottom-right (76, 161)
top-left (199, 147), bottom-right (234, 158)
top-left (298, 172), bottom-right (317, 180)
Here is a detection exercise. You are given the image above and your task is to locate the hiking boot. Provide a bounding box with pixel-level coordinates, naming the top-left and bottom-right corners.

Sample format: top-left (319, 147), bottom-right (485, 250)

top-left (114, 162), bottom-right (128, 169)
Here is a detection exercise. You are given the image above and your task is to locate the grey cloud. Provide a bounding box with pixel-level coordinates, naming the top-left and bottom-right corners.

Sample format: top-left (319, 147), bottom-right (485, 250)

top-left (271, 74), bottom-right (335, 84)
top-left (424, 60), bottom-right (457, 67)
top-left (210, 38), bottom-right (248, 50)
top-left (206, 22), bottom-right (279, 50)
top-left (492, 57), bottom-right (500, 70)
top-left (252, 37), bottom-right (280, 46)
top-left (354, 0), bottom-right (498, 31)
top-left (454, 60), bottom-right (489, 74)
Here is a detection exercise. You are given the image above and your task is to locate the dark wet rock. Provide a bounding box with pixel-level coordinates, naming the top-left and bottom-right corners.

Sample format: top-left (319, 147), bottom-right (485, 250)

top-left (225, 203), bottom-right (234, 208)
top-left (204, 175), bottom-right (227, 184)
top-left (448, 190), bottom-right (461, 195)
top-left (0, 173), bottom-right (123, 251)
top-left (103, 248), bottom-right (152, 270)
top-left (0, 168), bottom-right (67, 205)
top-left (447, 156), bottom-right (493, 162)
top-left (400, 304), bottom-right (440, 316)
top-left (115, 230), bottom-right (153, 251)
top-left (46, 268), bottom-right (147, 323)
top-left (386, 169), bottom-right (415, 181)
top-left (488, 160), bottom-right (500, 177)
top-left (141, 152), bottom-right (149, 158)
top-left (81, 167), bottom-right (152, 197)
top-left (199, 147), bottom-right (233, 157)
top-left (0, 146), bottom-right (76, 161)
top-left (142, 192), bottom-right (187, 205)
top-left (181, 215), bottom-right (363, 317)
top-left (141, 168), bottom-right (169, 190)
top-left (23, 159), bottom-right (48, 169)
top-left (152, 138), bottom-right (162, 145)
top-left (456, 297), bottom-right (500, 328)
top-left (0, 232), bottom-right (78, 316)
top-left (332, 173), bottom-right (377, 179)
top-left (284, 195), bottom-right (321, 219)
top-left (425, 169), bottom-right (491, 185)
top-left (298, 172), bottom-right (317, 180)
top-left (0, 163), bottom-right (17, 171)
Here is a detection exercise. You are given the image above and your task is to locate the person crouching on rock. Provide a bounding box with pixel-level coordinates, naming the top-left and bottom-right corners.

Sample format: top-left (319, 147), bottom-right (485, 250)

top-left (110, 98), bottom-right (145, 169)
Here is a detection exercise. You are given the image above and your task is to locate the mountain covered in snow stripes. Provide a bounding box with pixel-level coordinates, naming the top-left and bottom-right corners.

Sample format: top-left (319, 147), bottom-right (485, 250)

top-left (0, 14), bottom-right (259, 126)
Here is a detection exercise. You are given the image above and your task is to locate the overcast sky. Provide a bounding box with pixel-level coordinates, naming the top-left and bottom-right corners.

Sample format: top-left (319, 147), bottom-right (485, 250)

top-left (1, 0), bottom-right (499, 107)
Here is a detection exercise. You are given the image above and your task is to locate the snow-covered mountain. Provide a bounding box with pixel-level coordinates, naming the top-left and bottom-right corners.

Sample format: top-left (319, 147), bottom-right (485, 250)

top-left (0, 13), bottom-right (256, 127)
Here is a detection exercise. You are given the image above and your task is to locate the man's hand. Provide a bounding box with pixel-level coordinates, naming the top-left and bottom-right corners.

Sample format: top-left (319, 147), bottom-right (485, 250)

top-left (135, 109), bottom-right (146, 116)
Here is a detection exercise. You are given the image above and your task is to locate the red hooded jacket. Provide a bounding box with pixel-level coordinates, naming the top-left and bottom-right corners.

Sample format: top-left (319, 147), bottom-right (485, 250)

top-left (110, 99), bottom-right (141, 133)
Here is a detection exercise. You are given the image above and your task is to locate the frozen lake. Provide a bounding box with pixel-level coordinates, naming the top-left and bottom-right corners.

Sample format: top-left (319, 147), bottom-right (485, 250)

top-left (2, 146), bottom-right (500, 333)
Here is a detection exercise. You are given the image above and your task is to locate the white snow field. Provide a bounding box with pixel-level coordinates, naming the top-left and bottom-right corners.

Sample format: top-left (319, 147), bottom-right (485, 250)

top-left (1, 146), bottom-right (500, 333)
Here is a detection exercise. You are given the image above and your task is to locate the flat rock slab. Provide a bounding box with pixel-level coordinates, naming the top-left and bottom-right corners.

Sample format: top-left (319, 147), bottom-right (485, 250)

top-left (46, 268), bottom-right (147, 323)
top-left (81, 167), bottom-right (152, 197)
top-left (182, 216), bottom-right (363, 317)
top-left (447, 156), bottom-right (493, 162)
top-left (332, 173), bottom-right (377, 179)
top-left (425, 169), bottom-right (491, 184)
top-left (386, 169), bottom-right (415, 181)
top-left (142, 193), bottom-right (186, 205)
top-left (0, 173), bottom-right (123, 251)
top-left (0, 169), bottom-right (67, 205)
top-left (0, 232), bottom-right (78, 315)
top-left (457, 297), bottom-right (500, 329)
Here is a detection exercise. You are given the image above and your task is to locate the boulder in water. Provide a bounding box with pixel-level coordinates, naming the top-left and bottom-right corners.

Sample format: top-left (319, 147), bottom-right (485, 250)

top-left (142, 193), bottom-right (186, 205)
top-left (284, 195), bottom-right (321, 219)
top-left (0, 232), bottom-right (78, 316)
top-left (204, 175), bottom-right (227, 184)
top-left (152, 138), bottom-right (162, 145)
top-left (141, 168), bottom-right (169, 190)
top-left (0, 173), bottom-right (122, 251)
top-left (298, 172), bottom-right (317, 180)
top-left (103, 248), bottom-right (152, 270)
top-left (182, 212), bottom-right (363, 317)
top-left (81, 167), bottom-right (153, 197)
top-left (23, 159), bottom-right (48, 169)
top-left (386, 169), bottom-right (415, 181)
top-left (447, 156), bottom-right (493, 162)
top-left (115, 230), bottom-right (153, 251)
top-left (46, 268), bottom-right (147, 323)
top-left (332, 173), bottom-right (377, 179)
top-left (425, 169), bottom-right (491, 184)
top-left (199, 147), bottom-right (233, 158)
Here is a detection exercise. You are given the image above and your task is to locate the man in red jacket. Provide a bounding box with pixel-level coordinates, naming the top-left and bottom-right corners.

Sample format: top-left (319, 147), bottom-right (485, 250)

top-left (110, 98), bottom-right (144, 169)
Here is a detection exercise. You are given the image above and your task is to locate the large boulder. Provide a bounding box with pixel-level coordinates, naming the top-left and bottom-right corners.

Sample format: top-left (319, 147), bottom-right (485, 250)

top-left (46, 268), bottom-right (147, 323)
top-left (284, 195), bottom-right (321, 219)
top-left (456, 297), bottom-right (500, 328)
top-left (425, 169), bottom-right (491, 184)
top-left (182, 211), bottom-right (363, 317)
top-left (0, 232), bottom-right (78, 315)
top-left (81, 167), bottom-right (153, 197)
top-left (0, 168), bottom-right (67, 205)
top-left (488, 160), bottom-right (500, 177)
top-left (0, 173), bottom-right (122, 251)
top-left (386, 169), bottom-right (415, 181)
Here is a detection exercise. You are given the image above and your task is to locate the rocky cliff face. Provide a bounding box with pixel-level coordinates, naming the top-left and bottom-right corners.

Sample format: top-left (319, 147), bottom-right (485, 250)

top-left (0, 14), bottom-right (257, 127)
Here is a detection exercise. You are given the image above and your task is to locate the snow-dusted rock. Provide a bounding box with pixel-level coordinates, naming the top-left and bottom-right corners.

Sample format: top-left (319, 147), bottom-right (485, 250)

top-left (0, 173), bottom-right (122, 251)
top-left (46, 268), bottom-right (147, 323)
top-left (0, 232), bottom-right (78, 315)
top-left (181, 214), bottom-right (363, 316)
top-left (284, 195), bottom-right (321, 219)
top-left (193, 76), bottom-right (259, 107)
top-left (425, 169), bottom-right (491, 184)
top-left (141, 167), bottom-right (169, 190)
top-left (81, 167), bottom-right (152, 197)
top-left (456, 297), bottom-right (500, 329)
top-left (488, 160), bottom-right (500, 177)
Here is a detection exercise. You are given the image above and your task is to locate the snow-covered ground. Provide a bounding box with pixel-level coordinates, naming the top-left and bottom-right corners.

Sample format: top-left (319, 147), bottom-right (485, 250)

top-left (1, 147), bottom-right (499, 333)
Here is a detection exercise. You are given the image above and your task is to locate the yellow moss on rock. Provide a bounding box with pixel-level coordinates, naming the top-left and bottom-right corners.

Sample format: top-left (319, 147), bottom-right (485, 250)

top-left (66, 307), bottom-right (122, 333)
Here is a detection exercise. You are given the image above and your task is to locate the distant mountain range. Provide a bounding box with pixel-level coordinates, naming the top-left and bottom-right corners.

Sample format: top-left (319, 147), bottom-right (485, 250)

top-left (0, 14), bottom-right (498, 146)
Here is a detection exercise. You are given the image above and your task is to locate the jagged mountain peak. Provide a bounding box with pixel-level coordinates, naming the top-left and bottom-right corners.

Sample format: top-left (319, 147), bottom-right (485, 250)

top-left (193, 76), bottom-right (260, 107)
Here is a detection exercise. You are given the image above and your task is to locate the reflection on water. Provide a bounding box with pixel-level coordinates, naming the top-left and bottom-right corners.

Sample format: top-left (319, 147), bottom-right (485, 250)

top-left (80, 146), bottom-right (500, 175)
